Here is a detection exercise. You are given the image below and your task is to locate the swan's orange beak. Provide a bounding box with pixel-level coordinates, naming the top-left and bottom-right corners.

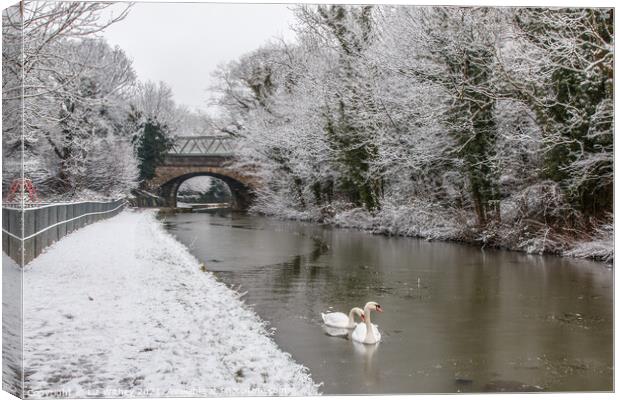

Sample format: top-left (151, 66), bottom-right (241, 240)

top-left (360, 314), bottom-right (366, 322)
top-left (376, 305), bottom-right (383, 312)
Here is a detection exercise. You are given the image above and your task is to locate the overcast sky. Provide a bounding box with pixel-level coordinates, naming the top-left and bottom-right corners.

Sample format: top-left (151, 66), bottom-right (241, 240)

top-left (101, 2), bottom-right (298, 112)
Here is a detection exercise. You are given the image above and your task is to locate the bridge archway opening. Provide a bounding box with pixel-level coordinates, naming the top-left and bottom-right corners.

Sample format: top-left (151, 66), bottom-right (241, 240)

top-left (159, 171), bottom-right (253, 211)
top-left (177, 176), bottom-right (232, 205)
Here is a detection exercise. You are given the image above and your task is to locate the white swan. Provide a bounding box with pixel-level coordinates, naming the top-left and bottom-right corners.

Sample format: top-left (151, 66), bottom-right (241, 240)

top-left (352, 301), bottom-right (383, 344)
top-left (321, 307), bottom-right (365, 329)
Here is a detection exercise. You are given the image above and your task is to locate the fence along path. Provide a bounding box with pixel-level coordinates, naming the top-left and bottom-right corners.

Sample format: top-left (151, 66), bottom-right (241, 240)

top-left (2, 199), bottom-right (126, 266)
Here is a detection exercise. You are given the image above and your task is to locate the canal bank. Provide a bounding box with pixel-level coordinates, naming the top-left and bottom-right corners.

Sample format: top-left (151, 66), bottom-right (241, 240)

top-left (251, 204), bottom-right (613, 264)
top-left (15, 209), bottom-right (318, 397)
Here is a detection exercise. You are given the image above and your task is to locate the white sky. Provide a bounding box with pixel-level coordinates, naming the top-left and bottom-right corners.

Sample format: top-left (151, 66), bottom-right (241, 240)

top-left (101, 2), bottom-right (298, 112)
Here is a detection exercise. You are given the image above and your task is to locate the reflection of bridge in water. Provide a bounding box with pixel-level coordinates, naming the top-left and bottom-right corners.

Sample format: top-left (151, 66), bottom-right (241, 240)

top-left (148, 136), bottom-right (257, 210)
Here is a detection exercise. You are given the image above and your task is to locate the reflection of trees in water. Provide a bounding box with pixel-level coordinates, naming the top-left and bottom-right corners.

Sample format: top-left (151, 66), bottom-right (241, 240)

top-left (271, 236), bottom-right (331, 295)
top-left (309, 236), bottom-right (329, 262)
top-left (425, 248), bottom-right (613, 391)
top-left (262, 229), bottom-right (394, 323)
top-left (443, 250), bottom-right (498, 380)
top-left (275, 235), bottom-right (381, 290)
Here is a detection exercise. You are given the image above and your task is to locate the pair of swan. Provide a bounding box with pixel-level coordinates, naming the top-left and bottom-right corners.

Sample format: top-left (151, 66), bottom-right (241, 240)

top-left (321, 301), bottom-right (383, 344)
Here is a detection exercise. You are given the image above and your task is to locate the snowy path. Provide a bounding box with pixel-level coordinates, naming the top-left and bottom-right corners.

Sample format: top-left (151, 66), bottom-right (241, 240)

top-left (21, 210), bottom-right (319, 397)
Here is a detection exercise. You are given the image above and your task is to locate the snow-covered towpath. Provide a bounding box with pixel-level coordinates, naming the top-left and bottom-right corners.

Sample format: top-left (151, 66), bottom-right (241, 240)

top-left (21, 209), bottom-right (319, 397)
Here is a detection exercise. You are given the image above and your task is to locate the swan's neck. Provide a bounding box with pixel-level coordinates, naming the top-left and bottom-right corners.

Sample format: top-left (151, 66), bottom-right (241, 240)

top-left (363, 306), bottom-right (376, 343)
top-left (347, 309), bottom-right (356, 324)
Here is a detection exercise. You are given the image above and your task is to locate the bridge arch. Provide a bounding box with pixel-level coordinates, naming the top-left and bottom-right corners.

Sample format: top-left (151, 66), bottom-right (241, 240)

top-left (157, 168), bottom-right (254, 210)
top-left (145, 136), bottom-right (259, 211)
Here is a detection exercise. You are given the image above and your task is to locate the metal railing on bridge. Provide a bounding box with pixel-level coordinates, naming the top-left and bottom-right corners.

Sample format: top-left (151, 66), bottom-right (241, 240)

top-left (169, 135), bottom-right (235, 156)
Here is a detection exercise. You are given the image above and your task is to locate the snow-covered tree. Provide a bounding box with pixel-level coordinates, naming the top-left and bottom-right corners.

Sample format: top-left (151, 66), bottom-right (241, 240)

top-left (510, 8), bottom-right (613, 218)
top-left (211, 5), bottom-right (613, 260)
top-left (131, 117), bottom-right (174, 185)
top-left (3, 1), bottom-right (138, 200)
top-left (2, 5), bottom-right (24, 194)
top-left (131, 81), bottom-right (178, 127)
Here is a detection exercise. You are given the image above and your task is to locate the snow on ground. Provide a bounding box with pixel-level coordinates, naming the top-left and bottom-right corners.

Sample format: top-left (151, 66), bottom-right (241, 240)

top-left (21, 209), bottom-right (319, 398)
top-left (564, 222), bottom-right (614, 263)
top-left (2, 254), bottom-right (23, 396)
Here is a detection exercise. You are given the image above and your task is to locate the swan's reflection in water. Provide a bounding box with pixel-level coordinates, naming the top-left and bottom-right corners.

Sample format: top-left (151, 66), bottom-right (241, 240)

top-left (352, 341), bottom-right (380, 386)
top-left (322, 325), bottom-right (350, 338)
top-left (322, 323), bottom-right (381, 387)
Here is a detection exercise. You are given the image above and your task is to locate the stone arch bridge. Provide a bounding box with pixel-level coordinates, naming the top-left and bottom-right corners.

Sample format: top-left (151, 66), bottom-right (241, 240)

top-left (146, 136), bottom-right (258, 210)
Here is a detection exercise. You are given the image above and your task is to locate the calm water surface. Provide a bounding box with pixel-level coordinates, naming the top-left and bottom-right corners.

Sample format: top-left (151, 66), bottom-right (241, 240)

top-left (162, 211), bottom-right (613, 394)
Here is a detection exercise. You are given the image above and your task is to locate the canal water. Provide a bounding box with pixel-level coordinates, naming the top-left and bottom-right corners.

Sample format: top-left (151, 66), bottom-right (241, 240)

top-left (161, 211), bottom-right (613, 394)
